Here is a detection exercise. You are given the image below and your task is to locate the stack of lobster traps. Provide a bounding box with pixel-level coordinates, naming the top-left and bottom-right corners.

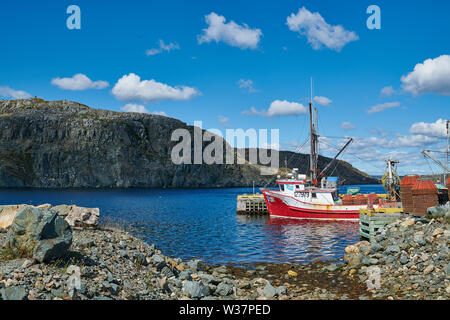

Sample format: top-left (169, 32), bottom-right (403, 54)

top-left (411, 179), bottom-right (439, 216)
top-left (400, 175), bottom-right (419, 214)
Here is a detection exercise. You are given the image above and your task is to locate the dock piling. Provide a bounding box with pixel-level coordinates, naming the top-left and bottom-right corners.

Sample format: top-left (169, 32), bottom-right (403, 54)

top-left (237, 194), bottom-right (268, 215)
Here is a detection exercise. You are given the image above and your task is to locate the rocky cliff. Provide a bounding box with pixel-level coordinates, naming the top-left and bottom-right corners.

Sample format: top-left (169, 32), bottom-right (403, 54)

top-left (0, 98), bottom-right (377, 188)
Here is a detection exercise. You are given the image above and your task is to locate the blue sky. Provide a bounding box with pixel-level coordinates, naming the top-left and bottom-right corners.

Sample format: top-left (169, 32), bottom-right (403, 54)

top-left (0, 0), bottom-right (449, 176)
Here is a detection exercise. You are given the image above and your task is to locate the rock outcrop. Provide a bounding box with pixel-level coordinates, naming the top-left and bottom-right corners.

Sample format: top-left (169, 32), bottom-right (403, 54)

top-left (51, 205), bottom-right (99, 229)
top-left (0, 98), bottom-right (376, 188)
top-left (0, 205), bottom-right (26, 230)
top-left (4, 206), bottom-right (72, 262)
top-left (0, 204), bottom-right (99, 231)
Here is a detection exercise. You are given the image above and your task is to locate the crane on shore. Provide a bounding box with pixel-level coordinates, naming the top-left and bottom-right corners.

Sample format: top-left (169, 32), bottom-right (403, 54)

top-left (421, 119), bottom-right (449, 183)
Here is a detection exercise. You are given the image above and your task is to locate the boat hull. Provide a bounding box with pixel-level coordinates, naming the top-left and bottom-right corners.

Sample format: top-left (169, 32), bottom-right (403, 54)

top-left (261, 189), bottom-right (365, 221)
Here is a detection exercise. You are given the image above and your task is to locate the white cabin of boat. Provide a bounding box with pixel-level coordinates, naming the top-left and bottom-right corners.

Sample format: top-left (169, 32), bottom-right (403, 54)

top-left (274, 171), bottom-right (339, 205)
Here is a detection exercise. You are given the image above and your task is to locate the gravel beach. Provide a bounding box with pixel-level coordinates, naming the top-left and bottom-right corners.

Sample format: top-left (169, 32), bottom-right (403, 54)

top-left (0, 213), bottom-right (448, 300)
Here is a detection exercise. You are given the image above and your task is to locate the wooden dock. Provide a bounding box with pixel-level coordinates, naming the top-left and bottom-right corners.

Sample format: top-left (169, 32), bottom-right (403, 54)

top-left (236, 194), bottom-right (268, 215)
top-left (359, 208), bottom-right (404, 240)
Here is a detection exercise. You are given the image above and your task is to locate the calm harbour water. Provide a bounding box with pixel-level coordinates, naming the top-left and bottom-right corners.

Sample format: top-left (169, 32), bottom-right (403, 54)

top-left (0, 185), bottom-right (385, 266)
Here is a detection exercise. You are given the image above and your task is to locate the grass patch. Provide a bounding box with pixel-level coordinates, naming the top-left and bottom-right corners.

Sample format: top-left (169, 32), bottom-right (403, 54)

top-left (48, 250), bottom-right (95, 273)
top-left (0, 247), bottom-right (16, 262)
top-left (99, 217), bottom-right (129, 233)
top-left (0, 245), bottom-right (33, 261)
top-left (99, 217), bottom-right (148, 239)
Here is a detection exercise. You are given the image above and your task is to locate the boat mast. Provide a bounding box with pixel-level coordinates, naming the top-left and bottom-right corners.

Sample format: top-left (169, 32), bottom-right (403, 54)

top-left (309, 78), bottom-right (319, 185)
top-left (308, 102), bottom-right (314, 182)
top-left (446, 120), bottom-right (449, 182)
top-left (314, 106), bottom-right (319, 178)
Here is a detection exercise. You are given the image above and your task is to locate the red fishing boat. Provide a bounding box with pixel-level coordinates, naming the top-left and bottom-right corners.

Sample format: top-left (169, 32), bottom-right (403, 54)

top-left (261, 92), bottom-right (376, 221)
top-left (261, 177), bottom-right (366, 221)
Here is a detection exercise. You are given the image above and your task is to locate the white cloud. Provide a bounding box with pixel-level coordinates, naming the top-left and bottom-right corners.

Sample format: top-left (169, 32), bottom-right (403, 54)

top-left (149, 110), bottom-right (167, 116)
top-left (366, 101), bottom-right (401, 114)
top-left (393, 134), bottom-right (439, 148)
top-left (401, 55), bottom-right (450, 96)
top-left (286, 7), bottom-right (358, 51)
top-left (345, 134), bottom-right (439, 150)
top-left (146, 40), bottom-right (180, 56)
top-left (237, 79), bottom-right (257, 92)
top-left (267, 100), bottom-right (306, 117)
top-left (369, 126), bottom-right (391, 137)
top-left (287, 135), bottom-right (433, 174)
top-left (313, 96), bottom-right (332, 106)
top-left (0, 86), bottom-right (31, 99)
top-left (385, 150), bottom-right (411, 160)
top-left (197, 12), bottom-right (262, 50)
top-left (241, 106), bottom-right (267, 116)
top-left (341, 122), bottom-right (356, 131)
top-left (217, 115), bottom-right (230, 124)
top-left (51, 74), bottom-right (109, 91)
top-left (409, 119), bottom-right (447, 138)
top-left (121, 103), bottom-right (167, 116)
top-left (318, 136), bottom-right (342, 154)
top-left (242, 100), bottom-right (306, 117)
top-left (121, 103), bottom-right (149, 113)
top-left (112, 73), bottom-right (200, 102)
top-left (380, 86), bottom-right (396, 97)
top-left (320, 124), bottom-right (444, 175)
top-left (322, 134), bottom-right (437, 174)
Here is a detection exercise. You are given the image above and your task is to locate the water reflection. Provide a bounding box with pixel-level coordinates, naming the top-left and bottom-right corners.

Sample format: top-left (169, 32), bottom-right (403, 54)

top-left (262, 217), bottom-right (359, 263)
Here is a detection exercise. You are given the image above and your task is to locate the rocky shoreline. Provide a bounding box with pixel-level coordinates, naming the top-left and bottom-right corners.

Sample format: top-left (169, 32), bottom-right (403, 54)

top-left (342, 215), bottom-right (449, 300)
top-left (0, 205), bottom-right (449, 300)
top-left (0, 226), bottom-right (371, 300)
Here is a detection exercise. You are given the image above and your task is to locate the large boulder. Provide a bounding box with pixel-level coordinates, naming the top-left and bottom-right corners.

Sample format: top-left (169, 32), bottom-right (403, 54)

top-left (427, 204), bottom-right (450, 220)
top-left (4, 205), bottom-right (72, 262)
top-left (344, 252), bottom-right (363, 269)
top-left (51, 205), bottom-right (99, 229)
top-left (343, 241), bottom-right (371, 269)
top-left (0, 205), bottom-right (26, 230)
top-left (187, 259), bottom-right (207, 272)
top-left (1, 286), bottom-right (28, 300)
top-left (183, 281), bottom-right (210, 299)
